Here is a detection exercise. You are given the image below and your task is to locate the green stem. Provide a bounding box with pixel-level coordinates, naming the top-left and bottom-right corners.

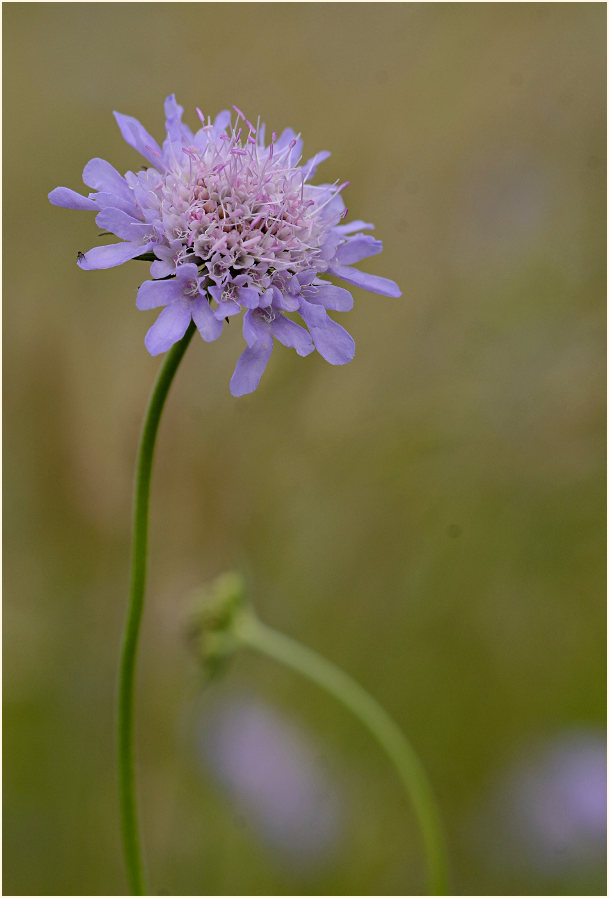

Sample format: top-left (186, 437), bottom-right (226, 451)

top-left (117, 322), bottom-right (196, 895)
top-left (235, 611), bottom-right (449, 896)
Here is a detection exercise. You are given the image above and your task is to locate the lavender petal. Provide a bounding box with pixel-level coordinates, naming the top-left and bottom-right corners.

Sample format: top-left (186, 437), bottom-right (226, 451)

top-left (302, 283), bottom-right (354, 311)
top-left (270, 315), bottom-right (315, 357)
top-left (191, 297), bottom-right (223, 342)
top-left (113, 111), bottom-right (165, 168)
top-left (230, 342), bottom-right (273, 397)
top-left (77, 241), bottom-right (152, 270)
top-left (327, 263), bottom-right (401, 297)
top-left (48, 187), bottom-right (97, 211)
top-left (335, 235), bottom-right (383, 265)
top-left (144, 303), bottom-right (191, 355)
top-left (82, 158), bottom-right (134, 204)
top-left (136, 278), bottom-right (182, 310)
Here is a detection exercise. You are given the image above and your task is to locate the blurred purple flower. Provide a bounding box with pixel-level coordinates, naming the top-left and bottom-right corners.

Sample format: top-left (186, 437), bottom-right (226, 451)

top-left (49, 95), bottom-right (400, 395)
top-left (196, 695), bottom-right (343, 869)
top-left (474, 728), bottom-right (606, 876)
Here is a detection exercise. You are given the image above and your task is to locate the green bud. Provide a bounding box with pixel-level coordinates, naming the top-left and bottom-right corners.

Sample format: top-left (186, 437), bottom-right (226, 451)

top-left (186, 572), bottom-right (249, 679)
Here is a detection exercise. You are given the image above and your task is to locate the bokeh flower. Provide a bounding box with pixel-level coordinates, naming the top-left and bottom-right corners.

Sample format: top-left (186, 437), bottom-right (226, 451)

top-left (49, 95), bottom-right (400, 395)
top-left (472, 728), bottom-right (607, 879)
top-left (194, 693), bottom-right (343, 869)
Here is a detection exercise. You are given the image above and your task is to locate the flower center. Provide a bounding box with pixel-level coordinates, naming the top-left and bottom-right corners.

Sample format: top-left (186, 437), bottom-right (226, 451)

top-left (147, 112), bottom-right (346, 290)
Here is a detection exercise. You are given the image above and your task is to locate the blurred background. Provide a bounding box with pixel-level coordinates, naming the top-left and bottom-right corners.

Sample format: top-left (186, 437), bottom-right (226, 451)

top-left (3, 3), bottom-right (606, 895)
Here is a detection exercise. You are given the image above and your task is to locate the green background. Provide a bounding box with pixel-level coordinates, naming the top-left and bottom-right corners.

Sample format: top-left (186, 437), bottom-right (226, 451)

top-left (3, 3), bottom-right (605, 895)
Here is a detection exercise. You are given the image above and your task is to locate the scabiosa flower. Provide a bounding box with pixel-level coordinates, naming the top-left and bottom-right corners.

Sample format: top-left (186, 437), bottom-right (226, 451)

top-left (195, 694), bottom-right (343, 869)
top-left (49, 95), bottom-right (401, 396)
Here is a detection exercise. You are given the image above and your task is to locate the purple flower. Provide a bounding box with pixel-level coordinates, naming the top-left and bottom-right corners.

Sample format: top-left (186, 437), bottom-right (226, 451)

top-left (195, 694), bottom-right (343, 869)
top-left (472, 728), bottom-right (607, 878)
top-left (50, 95), bottom-right (401, 395)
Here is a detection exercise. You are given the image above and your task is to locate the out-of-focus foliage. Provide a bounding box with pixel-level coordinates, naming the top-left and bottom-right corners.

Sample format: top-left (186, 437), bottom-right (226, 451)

top-left (3, 4), bottom-right (605, 896)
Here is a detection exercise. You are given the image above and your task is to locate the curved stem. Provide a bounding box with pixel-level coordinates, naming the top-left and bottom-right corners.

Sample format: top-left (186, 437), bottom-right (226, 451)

top-left (235, 611), bottom-right (449, 895)
top-left (118, 322), bottom-right (196, 895)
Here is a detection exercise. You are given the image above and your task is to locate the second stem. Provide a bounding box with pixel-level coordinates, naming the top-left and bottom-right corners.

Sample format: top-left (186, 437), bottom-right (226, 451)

top-left (235, 610), bottom-right (449, 895)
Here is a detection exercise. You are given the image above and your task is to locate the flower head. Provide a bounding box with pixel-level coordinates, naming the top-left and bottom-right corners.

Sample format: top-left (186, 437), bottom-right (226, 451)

top-left (197, 694), bottom-right (342, 869)
top-left (50, 95), bottom-right (401, 395)
top-left (474, 729), bottom-right (607, 877)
